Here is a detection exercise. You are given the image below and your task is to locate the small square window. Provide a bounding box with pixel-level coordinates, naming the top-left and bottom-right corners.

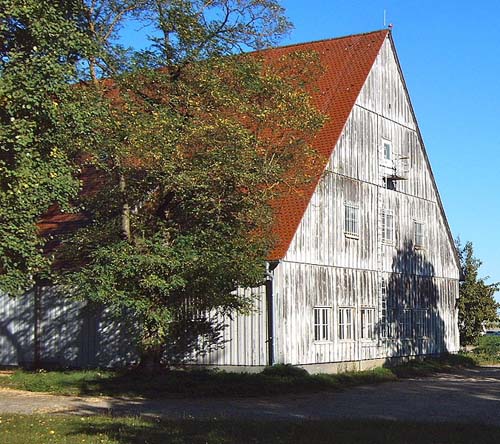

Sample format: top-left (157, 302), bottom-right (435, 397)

top-left (382, 209), bottom-right (395, 244)
top-left (313, 307), bottom-right (330, 341)
top-left (384, 177), bottom-right (397, 191)
top-left (361, 308), bottom-right (375, 340)
top-left (414, 221), bottom-right (424, 248)
top-left (338, 307), bottom-right (354, 340)
top-left (344, 202), bottom-right (359, 238)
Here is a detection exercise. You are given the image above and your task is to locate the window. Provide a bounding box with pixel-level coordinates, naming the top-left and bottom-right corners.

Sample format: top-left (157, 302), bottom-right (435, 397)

top-left (344, 202), bottom-right (359, 238)
top-left (313, 307), bottom-right (330, 341)
top-left (388, 308), bottom-right (398, 339)
top-left (415, 309), bottom-right (429, 338)
top-left (361, 308), bottom-right (375, 340)
top-left (380, 278), bottom-right (388, 339)
top-left (382, 209), bottom-right (395, 244)
top-left (401, 308), bottom-right (413, 339)
top-left (382, 139), bottom-right (392, 161)
top-left (414, 221), bottom-right (424, 248)
top-left (384, 177), bottom-right (397, 191)
top-left (338, 307), bottom-right (354, 340)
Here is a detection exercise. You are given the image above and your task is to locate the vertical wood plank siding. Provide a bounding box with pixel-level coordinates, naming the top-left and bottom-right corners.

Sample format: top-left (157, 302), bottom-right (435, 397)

top-left (0, 289), bottom-right (137, 368)
top-left (197, 286), bottom-right (268, 366)
top-left (273, 37), bottom-right (459, 365)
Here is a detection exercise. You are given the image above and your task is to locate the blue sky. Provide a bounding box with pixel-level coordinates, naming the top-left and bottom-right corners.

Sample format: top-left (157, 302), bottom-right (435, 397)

top-left (277, 0), bottom-right (500, 301)
top-left (122, 0), bottom-right (499, 300)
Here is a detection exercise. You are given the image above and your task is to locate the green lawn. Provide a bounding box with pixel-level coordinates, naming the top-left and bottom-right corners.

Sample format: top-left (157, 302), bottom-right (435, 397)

top-left (0, 366), bottom-right (396, 398)
top-left (0, 354), bottom-right (479, 399)
top-left (1, 414), bottom-right (500, 444)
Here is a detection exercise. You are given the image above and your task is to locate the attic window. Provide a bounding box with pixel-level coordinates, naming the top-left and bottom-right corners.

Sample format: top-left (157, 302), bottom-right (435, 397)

top-left (344, 202), bottom-right (359, 239)
top-left (382, 139), bottom-right (392, 161)
top-left (384, 177), bottom-right (397, 191)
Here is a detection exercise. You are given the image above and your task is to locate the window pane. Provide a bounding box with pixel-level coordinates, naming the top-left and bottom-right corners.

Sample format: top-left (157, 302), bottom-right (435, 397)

top-left (344, 204), bottom-right (359, 236)
top-left (314, 307), bottom-right (330, 341)
top-left (384, 142), bottom-right (391, 160)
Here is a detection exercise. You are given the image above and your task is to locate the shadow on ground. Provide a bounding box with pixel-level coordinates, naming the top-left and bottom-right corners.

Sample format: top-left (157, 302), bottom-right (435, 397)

top-left (68, 417), bottom-right (500, 444)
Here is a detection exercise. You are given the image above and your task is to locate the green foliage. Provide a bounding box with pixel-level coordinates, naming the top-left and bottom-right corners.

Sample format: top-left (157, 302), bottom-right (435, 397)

top-left (57, 1), bottom-right (325, 364)
top-left (455, 240), bottom-right (499, 346)
top-left (464, 335), bottom-right (500, 365)
top-left (261, 364), bottom-right (309, 378)
top-left (0, 0), bottom-right (95, 294)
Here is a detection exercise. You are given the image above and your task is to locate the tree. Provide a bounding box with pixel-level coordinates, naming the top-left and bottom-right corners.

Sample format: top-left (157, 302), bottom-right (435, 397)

top-left (456, 239), bottom-right (499, 345)
top-left (0, 0), bottom-right (97, 295)
top-left (57, 0), bottom-right (326, 368)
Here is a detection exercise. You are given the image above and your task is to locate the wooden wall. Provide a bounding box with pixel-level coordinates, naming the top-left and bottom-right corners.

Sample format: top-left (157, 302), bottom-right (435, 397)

top-left (274, 36), bottom-right (460, 366)
top-left (196, 286), bottom-right (268, 367)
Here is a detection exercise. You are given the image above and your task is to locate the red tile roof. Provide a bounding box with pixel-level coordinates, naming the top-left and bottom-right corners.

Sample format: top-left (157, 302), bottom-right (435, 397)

top-left (37, 30), bottom-right (389, 260)
top-left (264, 30), bottom-right (389, 259)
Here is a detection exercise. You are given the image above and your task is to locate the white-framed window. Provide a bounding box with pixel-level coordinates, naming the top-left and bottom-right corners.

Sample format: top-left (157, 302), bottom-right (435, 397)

top-left (382, 209), bottom-right (395, 244)
top-left (401, 308), bottom-right (413, 339)
top-left (344, 202), bottom-right (359, 238)
top-left (382, 139), bottom-right (392, 162)
top-left (415, 309), bottom-right (429, 338)
top-left (414, 220), bottom-right (425, 249)
top-left (313, 307), bottom-right (331, 341)
top-left (361, 308), bottom-right (375, 340)
top-left (338, 307), bottom-right (354, 340)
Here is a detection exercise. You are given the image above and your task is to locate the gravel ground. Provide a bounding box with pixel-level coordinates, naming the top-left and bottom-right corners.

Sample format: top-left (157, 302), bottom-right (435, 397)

top-left (0, 366), bottom-right (499, 425)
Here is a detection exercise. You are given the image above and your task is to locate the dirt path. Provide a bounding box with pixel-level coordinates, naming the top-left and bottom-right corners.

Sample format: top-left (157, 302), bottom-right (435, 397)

top-left (0, 366), bottom-right (499, 425)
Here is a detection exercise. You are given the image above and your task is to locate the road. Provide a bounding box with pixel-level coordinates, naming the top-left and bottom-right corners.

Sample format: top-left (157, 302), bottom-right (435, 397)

top-left (0, 366), bottom-right (499, 425)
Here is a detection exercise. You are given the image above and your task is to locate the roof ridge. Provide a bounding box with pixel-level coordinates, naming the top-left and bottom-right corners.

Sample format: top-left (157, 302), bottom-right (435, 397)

top-left (256, 29), bottom-right (389, 54)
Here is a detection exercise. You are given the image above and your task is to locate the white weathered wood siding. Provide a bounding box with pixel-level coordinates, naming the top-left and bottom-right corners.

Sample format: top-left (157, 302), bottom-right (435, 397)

top-left (196, 285), bottom-right (268, 366)
top-left (0, 288), bottom-right (137, 368)
top-left (273, 36), bottom-right (460, 366)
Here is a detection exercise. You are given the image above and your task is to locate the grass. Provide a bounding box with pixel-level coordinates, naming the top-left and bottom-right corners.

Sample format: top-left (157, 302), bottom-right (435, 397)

top-left (1, 414), bottom-right (500, 444)
top-left (0, 365), bottom-right (397, 398)
top-left (0, 353), bottom-right (480, 399)
top-left (462, 335), bottom-right (500, 365)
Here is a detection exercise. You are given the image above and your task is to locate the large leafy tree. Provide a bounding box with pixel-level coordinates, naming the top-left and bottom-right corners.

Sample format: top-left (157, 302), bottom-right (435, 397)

top-left (456, 240), bottom-right (499, 345)
top-left (58, 0), bottom-right (326, 366)
top-left (0, 0), bottom-right (97, 294)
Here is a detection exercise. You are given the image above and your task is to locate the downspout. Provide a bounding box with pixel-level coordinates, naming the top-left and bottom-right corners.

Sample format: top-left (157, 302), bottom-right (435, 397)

top-left (33, 280), bottom-right (41, 369)
top-left (265, 262), bottom-right (275, 367)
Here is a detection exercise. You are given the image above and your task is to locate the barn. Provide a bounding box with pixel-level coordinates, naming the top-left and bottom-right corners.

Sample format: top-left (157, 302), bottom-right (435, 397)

top-left (0, 29), bottom-right (460, 372)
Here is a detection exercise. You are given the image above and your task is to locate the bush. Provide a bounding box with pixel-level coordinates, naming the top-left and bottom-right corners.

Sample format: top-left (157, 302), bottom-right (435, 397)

top-left (261, 364), bottom-right (309, 378)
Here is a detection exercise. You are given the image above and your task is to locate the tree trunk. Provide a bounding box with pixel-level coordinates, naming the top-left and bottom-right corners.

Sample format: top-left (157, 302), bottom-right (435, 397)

top-left (119, 172), bottom-right (131, 241)
top-left (138, 346), bottom-right (164, 374)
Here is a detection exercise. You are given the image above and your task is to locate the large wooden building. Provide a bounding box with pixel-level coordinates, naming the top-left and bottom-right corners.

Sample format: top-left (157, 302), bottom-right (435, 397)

top-left (198, 29), bottom-right (461, 372)
top-left (0, 30), bottom-right (460, 371)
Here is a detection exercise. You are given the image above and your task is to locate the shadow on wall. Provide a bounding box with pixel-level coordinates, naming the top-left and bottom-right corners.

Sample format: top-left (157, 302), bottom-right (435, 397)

top-left (0, 289), bottom-right (35, 367)
top-left (378, 239), bottom-right (450, 359)
top-left (0, 287), bottom-right (138, 369)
